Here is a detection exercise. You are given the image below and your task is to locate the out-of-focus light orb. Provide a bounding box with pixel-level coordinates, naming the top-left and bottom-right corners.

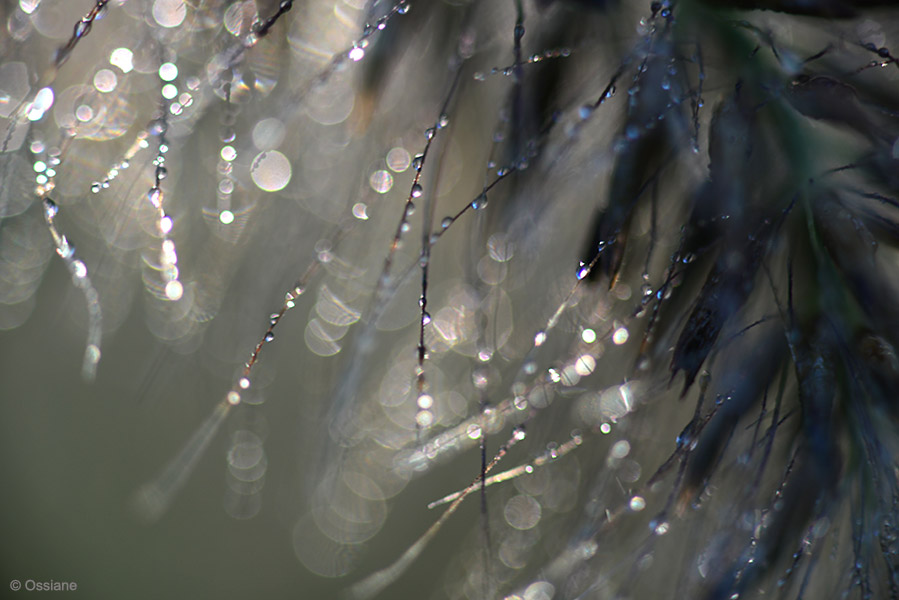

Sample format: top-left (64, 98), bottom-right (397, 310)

top-left (19, 0), bottom-right (41, 15)
top-left (251, 118), bottom-right (285, 150)
top-left (352, 202), bottom-right (369, 220)
top-left (158, 62), bottom-right (178, 82)
top-left (26, 87), bottom-right (54, 121)
top-left (581, 328), bottom-right (596, 344)
top-left (165, 280), bottom-right (183, 301)
top-left (223, 1), bottom-right (252, 36)
top-left (612, 327), bottom-right (629, 345)
top-left (93, 69), bottom-right (117, 93)
top-left (386, 147), bottom-right (411, 173)
top-left (220, 145), bottom-right (237, 162)
top-left (109, 48), bottom-right (134, 73)
top-left (161, 84), bottom-right (178, 100)
top-left (369, 169), bottom-right (393, 194)
top-left (504, 494), bottom-right (542, 530)
top-left (250, 150), bottom-right (291, 192)
top-left (153, 0), bottom-right (187, 28)
top-left (575, 354), bottom-right (596, 376)
top-left (75, 104), bottom-right (94, 122)
top-left (219, 210), bottom-right (235, 224)
top-left (348, 47), bottom-right (365, 62)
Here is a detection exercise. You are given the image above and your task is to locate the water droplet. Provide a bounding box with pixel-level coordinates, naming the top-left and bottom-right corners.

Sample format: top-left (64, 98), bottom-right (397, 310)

top-left (156, 165), bottom-right (168, 180)
top-left (440, 216), bottom-right (453, 229)
top-left (57, 238), bottom-right (74, 259)
top-left (411, 154), bottom-right (424, 171)
top-left (149, 119), bottom-right (167, 136)
top-left (576, 261), bottom-right (589, 280)
top-left (422, 311), bottom-right (431, 325)
top-left (579, 105), bottom-right (594, 120)
top-left (437, 113), bottom-right (449, 129)
top-left (348, 46), bottom-right (365, 62)
top-left (148, 187), bottom-right (162, 206)
top-left (74, 19), bottom-right (91, 38)
top-left (43, 198), bottom-right (58, 219)
top-left (397, 1), bottom-right (410, 15)
top-left (534, 330), bottom-right (547, 346)
top-left (472, 193), bottom-right (488, 210)
top-left (424, 127), bottom-right (436, 140)
top-left (91, 182), bottom-right (101, 193)
top-left (72, 260), bottom-right (87, 279)
top-left (411, 184), bottom-right (423, 198)
top-left (264, 332), bottom-right (274, 342)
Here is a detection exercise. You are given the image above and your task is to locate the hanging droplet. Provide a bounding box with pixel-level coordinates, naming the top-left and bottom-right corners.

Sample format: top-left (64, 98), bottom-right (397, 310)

top-left (437, 113), bottom-right (449, 129)
top-left (72, 260), bottom-right (88, 279)
top-left (576, 262), bottom-right (589, 280)
top-left (149, 119), bottom-right (167, 136)
top-left (411, 154), bottom-right (424, 171)
top-left (43, 198), bottom-right (58, 219)
top-left (264, 332), bottom-right (274, 342)
top-left (440, 216), bottom-right (452, 229)
top-left (472, 193), bottom-right (488, 210)
top-left (411, 183), bottom-right (423, 198)
top-left (156, 165), bottom-right (168, 180)
top-left (91, 182), bottom-right (101, 193)
top-left (148, 187), bottom-right (163, 206)
top-left (424, 127), bottom-right (436, 140)
top-left (74, 19), bottom-right (91, 38)
top-left (397, 1), bottom-right (410, 15)
top-left (422, 311), bottom-right (431, 325)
